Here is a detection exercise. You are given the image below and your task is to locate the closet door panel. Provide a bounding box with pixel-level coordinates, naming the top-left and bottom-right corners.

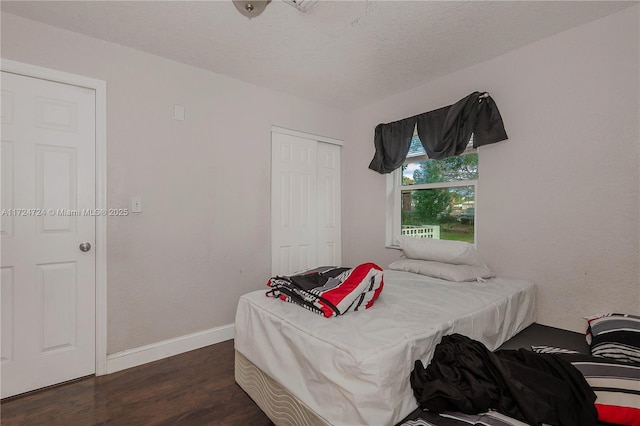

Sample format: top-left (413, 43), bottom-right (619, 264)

top-left (271, 132), bottom-right (317, 276)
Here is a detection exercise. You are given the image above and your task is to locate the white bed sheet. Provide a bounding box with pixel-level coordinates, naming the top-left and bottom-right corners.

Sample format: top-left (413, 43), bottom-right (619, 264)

top-left (234, 270), bottom-right (536, 426)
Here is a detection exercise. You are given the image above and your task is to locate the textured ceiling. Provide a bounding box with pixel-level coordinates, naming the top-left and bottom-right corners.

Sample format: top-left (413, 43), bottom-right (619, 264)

top-left (2, 1), bottom-right (636, 110)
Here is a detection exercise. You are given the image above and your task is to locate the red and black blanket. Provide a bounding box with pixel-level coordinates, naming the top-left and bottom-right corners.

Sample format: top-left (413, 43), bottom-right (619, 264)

top-left (266, 263), bottom-right (384, 318)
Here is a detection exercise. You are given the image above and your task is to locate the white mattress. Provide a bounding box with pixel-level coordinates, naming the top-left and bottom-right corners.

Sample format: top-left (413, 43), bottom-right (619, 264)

top-left (234, 270), bottom-right (536, 426)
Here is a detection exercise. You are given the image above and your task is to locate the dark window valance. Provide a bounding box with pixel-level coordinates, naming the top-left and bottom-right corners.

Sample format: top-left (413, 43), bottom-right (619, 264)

top-left (368, 91), bottom-right (508, 174)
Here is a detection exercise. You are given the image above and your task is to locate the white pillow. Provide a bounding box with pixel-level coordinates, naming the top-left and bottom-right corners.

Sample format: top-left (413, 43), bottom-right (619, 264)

top-left (396, 235), bottom-right (484, 266)
top-left (388, 259), bottom-right (493, 282)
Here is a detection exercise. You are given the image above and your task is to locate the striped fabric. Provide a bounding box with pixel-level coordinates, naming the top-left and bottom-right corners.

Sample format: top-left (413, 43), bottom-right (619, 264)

top-left (556, 353), bottom-right (640, 426)
top-left (586, 313), bottom-right (640, 364)
top-left (531, 345), bottom-right (580, 354)
top-left (399, 410), bottom-right (529, 426)
top-left (266, 263), bottom-right (384, 318)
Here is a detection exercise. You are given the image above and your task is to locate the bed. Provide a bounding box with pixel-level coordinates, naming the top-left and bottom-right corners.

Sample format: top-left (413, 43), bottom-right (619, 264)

top-left (234, 269), bottom-right (536, 426)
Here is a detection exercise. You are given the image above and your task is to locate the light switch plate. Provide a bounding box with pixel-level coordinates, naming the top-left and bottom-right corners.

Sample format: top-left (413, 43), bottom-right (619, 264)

top-left (131, 195), bottom-right (142, 213)
top-left (173, 104), bottom-right (185, 121)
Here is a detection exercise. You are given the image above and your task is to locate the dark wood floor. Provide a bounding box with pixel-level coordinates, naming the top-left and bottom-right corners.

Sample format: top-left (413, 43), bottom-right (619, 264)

top-left (0, 340), bottom-right (273, 426)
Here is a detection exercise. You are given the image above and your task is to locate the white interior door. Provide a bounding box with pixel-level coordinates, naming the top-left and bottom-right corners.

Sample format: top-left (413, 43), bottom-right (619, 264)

top-left (1, 71), bottom-right (96, 398)
top-left (271, 131), bottom-right (341, 276)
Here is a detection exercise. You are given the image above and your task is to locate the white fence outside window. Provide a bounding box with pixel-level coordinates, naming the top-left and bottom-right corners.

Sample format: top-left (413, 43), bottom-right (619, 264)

top-left (401, 225), bottom-right (440, 239)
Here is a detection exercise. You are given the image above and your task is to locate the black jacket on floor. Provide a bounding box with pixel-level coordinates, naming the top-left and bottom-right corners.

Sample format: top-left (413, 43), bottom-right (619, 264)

top-left (410, 334), bottom-right (598, 426)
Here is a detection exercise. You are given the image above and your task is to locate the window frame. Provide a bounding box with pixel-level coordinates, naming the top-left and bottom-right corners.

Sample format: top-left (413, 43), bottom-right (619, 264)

top-left (385, 149), bottom-right (478, 248)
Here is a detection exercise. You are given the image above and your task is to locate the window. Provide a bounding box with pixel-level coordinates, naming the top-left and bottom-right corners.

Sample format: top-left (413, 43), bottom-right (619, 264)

top-left (386, 135), bottom-right (478, 246)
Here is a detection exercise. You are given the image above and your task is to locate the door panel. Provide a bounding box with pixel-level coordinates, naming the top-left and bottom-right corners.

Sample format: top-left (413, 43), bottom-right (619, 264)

top-left (1, 141), bottom-right (14, 236)
top-left (0, 71), bottom-right (96, 398)
top-left (271, 133), bottom-right (317, 275)
top-left (316, 142), bottom-right (341, 267)
top-left (1, 266), bottom-right (14, 363)
top-left (37, 145), bottom-right (77, 232)
top-left (38, 261), bottom-right (78, 352)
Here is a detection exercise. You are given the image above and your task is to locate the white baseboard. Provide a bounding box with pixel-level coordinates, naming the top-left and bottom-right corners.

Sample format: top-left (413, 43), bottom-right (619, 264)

top-left (105, 323), bottom-right (235, 374)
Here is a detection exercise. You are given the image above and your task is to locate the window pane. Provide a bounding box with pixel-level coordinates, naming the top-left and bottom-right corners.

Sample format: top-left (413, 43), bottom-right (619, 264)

top-left (401, 186), bottom-right (475, 243)
top-left (402, 153), bottom-right (478, 186)
top-left (407, 135), bottom-right (426, 158)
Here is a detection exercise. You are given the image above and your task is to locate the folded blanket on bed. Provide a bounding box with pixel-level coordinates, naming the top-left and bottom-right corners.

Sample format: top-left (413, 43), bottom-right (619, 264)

top-left (266, 263), bottom-right (384, 318)
top-left (411, 334), bottom-right (598, 426)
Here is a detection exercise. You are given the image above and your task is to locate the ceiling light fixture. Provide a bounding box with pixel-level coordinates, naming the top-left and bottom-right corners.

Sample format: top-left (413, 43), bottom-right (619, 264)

top-left (233, 0), bottom-right (271, 19)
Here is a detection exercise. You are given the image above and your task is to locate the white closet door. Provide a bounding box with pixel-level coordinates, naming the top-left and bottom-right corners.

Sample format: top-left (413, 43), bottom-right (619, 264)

top-left (271, 131), bottom-right (342, 276)
top-left (316, 142), bottom-right (341, 267)
top-left (271, 133), bottom-right (318, 276)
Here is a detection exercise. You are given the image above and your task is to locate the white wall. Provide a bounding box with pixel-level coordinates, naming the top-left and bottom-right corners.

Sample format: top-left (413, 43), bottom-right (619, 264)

top-left (1, 13), bottom-right (347, 354)
top-left (3, 4), bottom-right (638, 351)
top-left (343, 6), bottom-right (639, 332)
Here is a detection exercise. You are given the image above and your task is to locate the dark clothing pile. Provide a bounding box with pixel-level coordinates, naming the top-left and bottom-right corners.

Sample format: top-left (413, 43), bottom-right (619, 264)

top-left (410, 334), bottom-right (598, 426)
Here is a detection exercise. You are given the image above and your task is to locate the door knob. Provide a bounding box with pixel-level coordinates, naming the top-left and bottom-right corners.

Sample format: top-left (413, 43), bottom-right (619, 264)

top-left (79, 242), bottom-right (92, 252)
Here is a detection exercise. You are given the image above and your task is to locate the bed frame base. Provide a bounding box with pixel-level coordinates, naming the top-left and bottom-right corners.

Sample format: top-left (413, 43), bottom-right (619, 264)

top-left (234, 350), bottom-right (331, 426)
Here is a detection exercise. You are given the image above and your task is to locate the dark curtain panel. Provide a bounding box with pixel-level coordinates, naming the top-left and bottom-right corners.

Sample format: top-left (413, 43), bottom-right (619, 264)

top-left (415, 104), bottom-right (462, 159)
top-left (473, 95), bottom-right (508, 148)
top-left (417, 91), bottom-right (482, 160)
top-left (367, 116), bottom-right (417, 174)
top-left (368, 92), bottom-right (508, 174)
